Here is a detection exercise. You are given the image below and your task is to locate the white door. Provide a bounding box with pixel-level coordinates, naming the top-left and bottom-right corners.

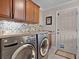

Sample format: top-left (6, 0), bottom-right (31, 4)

top-left (56, 8), bottom-right (77, 54)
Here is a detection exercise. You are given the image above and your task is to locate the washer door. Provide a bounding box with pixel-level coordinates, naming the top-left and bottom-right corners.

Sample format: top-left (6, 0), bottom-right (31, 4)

top-left (40, 37), bottom-right (49, 56)
top-left (12, 44), bottom-right (35, 59)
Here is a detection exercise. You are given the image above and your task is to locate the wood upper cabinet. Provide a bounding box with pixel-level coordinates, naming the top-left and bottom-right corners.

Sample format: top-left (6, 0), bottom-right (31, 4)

top-left (0, 0), bottom-right (12, 18)
top-left (26, 0), bottom-right (40, 24)
top-left (33, 4), bottom-right (40, 24)
top-left (0, 0), bottom-right (40, 24)
top-left (13, 0), bottom-right (26, 22)
top-left (26, 0), bottom-right (33, 24)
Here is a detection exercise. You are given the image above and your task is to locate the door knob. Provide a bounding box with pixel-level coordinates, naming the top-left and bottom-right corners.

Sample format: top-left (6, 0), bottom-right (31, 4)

top-left (57, 32), bottom-right (59, 34)
top-left (57, 29), bottom-right (60, 31)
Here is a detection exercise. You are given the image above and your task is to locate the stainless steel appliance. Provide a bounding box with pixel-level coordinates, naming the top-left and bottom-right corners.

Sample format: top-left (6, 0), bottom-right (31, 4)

top-left (36, 32), bottom-right (50, 59)
top-left (1, 35), bottom-right (37, 59)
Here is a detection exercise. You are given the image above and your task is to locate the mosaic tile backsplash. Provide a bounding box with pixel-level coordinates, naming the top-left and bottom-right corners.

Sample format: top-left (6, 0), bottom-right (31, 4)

top-left (0, 20), bottom-right (43, 34)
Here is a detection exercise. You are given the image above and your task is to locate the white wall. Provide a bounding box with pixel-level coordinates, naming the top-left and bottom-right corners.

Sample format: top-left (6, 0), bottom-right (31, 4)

top-left (40, 0), bottom-right (79, 59)
top-left (40, 1), bottom-right (79, 47)
top-left (40, 8), bottom-right (57, 47)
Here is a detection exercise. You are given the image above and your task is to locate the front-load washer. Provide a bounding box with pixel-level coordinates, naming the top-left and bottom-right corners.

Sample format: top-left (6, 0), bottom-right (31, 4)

top-left (1, 35), bottom-right (37, 59)
top-left (36, 32), bottom-right (50, 59)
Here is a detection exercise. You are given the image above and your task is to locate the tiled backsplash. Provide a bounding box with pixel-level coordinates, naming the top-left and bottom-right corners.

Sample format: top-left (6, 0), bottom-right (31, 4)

top-left (0, 20), bottom-right (43, 34)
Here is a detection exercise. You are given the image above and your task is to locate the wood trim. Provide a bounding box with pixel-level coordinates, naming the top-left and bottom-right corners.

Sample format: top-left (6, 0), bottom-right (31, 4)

top-left (48, 33), bottom-right (52, 49)
top-left (9, 19), bottom-right (27, 23)
top-left (0, 15), bottom-right (11, 18)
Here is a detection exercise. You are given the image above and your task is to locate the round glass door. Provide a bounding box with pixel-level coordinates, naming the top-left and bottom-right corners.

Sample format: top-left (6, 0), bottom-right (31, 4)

top-left (12, 44), bottom-right (35, 59)
top-left (40, 37), bottom-right (49, 56)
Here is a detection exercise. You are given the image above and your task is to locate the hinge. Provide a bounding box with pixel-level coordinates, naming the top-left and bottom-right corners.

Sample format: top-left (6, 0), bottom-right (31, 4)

top-left (76, 45), bottom-right (78, 49)
top-left (76, 29), bottom-right (77, 32)
top-left (76, 11), bottom-right (78, 15)
top-left (57, 13), bottom-right (60, 16)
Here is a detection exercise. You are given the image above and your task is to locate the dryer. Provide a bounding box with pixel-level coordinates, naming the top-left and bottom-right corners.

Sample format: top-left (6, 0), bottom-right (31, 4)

top-left (1, 35), bottom-right (37, 59)
top-left (36, 32), bottom-right (50, 59)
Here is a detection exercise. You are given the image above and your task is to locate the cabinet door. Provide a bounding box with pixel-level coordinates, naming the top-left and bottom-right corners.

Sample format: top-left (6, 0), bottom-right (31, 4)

top-left (26, 0), bottom-right (40, 24)
top-left (13, 0), bottom-right (26, 22)
top-left (0, 0), bottom-right (12, 18)
top-left (34, 5), bottom-right (40, 24)
top-left (26, 1), bottom-right (34, 24)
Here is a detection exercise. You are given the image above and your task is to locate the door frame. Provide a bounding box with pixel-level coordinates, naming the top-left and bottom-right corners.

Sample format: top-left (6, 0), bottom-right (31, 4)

top-left (55, 7), bottom-right (78, 54)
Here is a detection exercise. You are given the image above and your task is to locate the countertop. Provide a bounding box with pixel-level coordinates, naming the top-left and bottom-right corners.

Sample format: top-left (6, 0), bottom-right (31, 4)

top-left (0, 30), bottom-right (52, 39)
top-left (0, 32), bottom-right (34, 39)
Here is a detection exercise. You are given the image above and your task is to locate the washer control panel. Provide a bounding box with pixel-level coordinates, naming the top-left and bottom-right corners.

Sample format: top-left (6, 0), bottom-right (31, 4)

top-left (23, 35), bottom-right (36, 44)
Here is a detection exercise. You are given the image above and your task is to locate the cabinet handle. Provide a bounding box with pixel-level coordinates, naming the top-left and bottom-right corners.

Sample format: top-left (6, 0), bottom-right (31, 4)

top-left (4, 43), bottom-right (18, 47)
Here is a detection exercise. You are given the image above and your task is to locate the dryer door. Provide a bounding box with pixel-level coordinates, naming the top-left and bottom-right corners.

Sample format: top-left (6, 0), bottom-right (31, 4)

top-left (12, 44), bottom-right (35, 59)
top-left (40, 37), bottom-right (49, 56)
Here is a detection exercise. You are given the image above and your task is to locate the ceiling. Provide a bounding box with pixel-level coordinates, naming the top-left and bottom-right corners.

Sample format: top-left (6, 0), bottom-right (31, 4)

top-left (33, 0), bottom-right (77, 10)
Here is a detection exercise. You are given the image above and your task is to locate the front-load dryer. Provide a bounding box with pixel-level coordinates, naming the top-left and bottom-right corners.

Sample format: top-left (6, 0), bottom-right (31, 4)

top-left (36, 32), bottom-right (50, 59)
top-left (1, 35), bottom-right (37, 59)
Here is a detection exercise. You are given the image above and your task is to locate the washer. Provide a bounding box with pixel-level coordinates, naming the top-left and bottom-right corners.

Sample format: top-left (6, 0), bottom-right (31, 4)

top-left (36, 32), bottom-right (50, 59)
top-left (1, 35), bottom-right (37, 59)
